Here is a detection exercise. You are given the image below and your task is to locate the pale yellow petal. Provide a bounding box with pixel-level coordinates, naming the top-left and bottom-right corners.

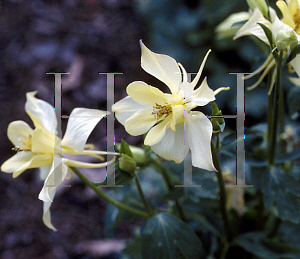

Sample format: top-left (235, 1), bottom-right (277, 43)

top-left (25, 91), bottom-right (57, 133)
top-left (191, 77), bottom-right (215, 106)
top-left (1, 152), bottom-right (33, 174)
top-left (144, 116), bottom-right (171, 146)
top-left (38, 155), bottom-right (68, 202)
top-left (124, 108), bottom-right (157, 136)
top-left (150, 122), bottom-right (189, 163)
top-left (170, 105), bottom-right (184, 131)
top-left (112, 96), bottom-right (149, 125)
top-left (127, 81), bottom-right (167, 106)
top-left (188, 112), bottom-right (216, 171)
top-left (234, 8), bottom-right (272, 45)
top-left (1, 152), bottom-right (52, 178)
top-left (140, 40), bottom-right (181, 94)
top-left (39, 166), bottom-right (51, 180)
top-left (291, 55), bottom-right (300, 78)
top-left (31, 128), bottom-right (58, 154)
top-left (215, 12), bottom-right (250, 39)
top-left (191, 49), bottom-right (211, 90)
top-left (42, 189), bottom-right (57, 231)
top-left (62, 108), bottom-right (106, 152)
top-left (7, 121), bottom-right (33, 146)
top-left (276, 0), bottom-right (296, 29)
top-left (289, 76), bottom-right (300, 86)
top-left (272, 16), bottom-right (296, 40)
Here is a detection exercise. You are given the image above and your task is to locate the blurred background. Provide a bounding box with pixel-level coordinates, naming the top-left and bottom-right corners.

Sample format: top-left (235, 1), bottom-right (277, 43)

top-left (0, 0), bottom-right (291, 258)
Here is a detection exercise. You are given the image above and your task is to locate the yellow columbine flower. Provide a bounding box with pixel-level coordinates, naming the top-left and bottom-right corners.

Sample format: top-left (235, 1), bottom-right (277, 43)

top-left (277, 0), bottom-right (300, 85)
top-left (234, 2), bottom-right (300, 92)
top-left (112, 41), bottom-right (228, 171)
top-left (277, 0), bottom-right (300, 35)
top-left (1, 91), bottom-right (113, 231)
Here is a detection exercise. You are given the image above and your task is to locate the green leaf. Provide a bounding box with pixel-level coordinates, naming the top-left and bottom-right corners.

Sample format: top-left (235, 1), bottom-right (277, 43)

top-left (257, 23), bottom-right (273, 49)
top-left (236, 232), bottom-right (300, 258)
top-left (221, 129), bottom-right (268, 166)
top-left (185, 169), bottom-right (218, 202)
top-left (250, 166), bottom-right (300, 223)
top-left (120, 139), bottom-right (133, 158)
top-left (119, 154), bottom-right (137, 176)
top-left (279, 221), bottom-right (300, 249)
top-left (141, 213), bottom-right (202, 259)
top-left (112, 163), bottom-right (135, 185)
top-left (122, 228), bottom-right (143, 259)
top-left (209, 101), bottom-right (225, 132)
top-left (284, 44), bottom-right (300, 65)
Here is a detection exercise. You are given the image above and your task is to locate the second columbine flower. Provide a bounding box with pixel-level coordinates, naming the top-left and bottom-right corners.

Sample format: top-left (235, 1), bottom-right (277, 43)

top-left (113, 40), bottom-right (218, 171)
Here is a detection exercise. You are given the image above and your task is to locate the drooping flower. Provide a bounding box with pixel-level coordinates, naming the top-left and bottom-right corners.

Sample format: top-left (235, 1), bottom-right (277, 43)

top-left (277, 0), bottom-right (300, 85)
top-left (233, 1), bottom-right (300, 92)
top-left (113, 41), bottom-right (228, 171)
top-left (1, 91), bottom-right (113, 231)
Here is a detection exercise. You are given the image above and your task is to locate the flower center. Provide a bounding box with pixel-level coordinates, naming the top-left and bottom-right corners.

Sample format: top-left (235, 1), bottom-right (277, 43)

top-left (12, 134), bottom-right (32, 152)
top-left (293, 8), bottom-right (300, 33)
top-left (151, 103), bottom-right (172, 120)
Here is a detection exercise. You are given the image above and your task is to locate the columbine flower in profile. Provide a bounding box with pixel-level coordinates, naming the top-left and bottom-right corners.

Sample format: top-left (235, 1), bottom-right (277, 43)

top-left (113, 41), bottom-right (228, 171)
top-left (277, 0), bottom-right (300, 86)
top-left (234, 1), bottom-right (300, 93)
top-left (1, 91), bottom-right (113, 231)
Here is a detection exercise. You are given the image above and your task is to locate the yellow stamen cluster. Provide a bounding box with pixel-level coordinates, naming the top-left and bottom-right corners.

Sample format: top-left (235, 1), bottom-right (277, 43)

top-left (12, 134), bottom-right (32, 152)
top-left (151, 103), bottom-right (172, 120)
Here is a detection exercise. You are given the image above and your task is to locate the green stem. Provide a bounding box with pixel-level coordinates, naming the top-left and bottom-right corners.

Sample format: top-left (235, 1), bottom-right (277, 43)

top-left (70, 166), bottom-right (150, 219)
top-left (134, 175), bottom-right (154, 217)
top-left (269, 51), bottom-right (283, 166)
top-left (150, 157), bottom-right (187, 222)
top-left (211, 139), bottom-right (232, 241)
top-left (220, 239), bottom-right (230, 259)
top-left (267, 73), bottom-right (274, 158)
top-left (278, 78), bottom-right (285, 134)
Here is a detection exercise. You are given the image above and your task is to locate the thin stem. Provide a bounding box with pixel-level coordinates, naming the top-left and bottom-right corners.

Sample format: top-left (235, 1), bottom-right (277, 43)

top-left (134, 175), bottom-right (154, 217)
top-left (278, 79), bottom-right (285, 134)
top-left (269, 51), bottom-right (283, 166)
top-left (216, 133), bottom-right (220, 152)
top-left (150, 157), bottom-right (187, 222)
top-left (220, 239), bottom-right (230, 259)
top-left (70, 166), bottom-right (150, 219)
top-left (211, 139), bottom-right (232, 241)
top-left (267, 72), bottom-right (274, 157)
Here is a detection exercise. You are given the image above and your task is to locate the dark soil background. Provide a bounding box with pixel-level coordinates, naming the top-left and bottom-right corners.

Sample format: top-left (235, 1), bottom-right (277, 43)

top-left (0, 1), bottom-right (148, 258)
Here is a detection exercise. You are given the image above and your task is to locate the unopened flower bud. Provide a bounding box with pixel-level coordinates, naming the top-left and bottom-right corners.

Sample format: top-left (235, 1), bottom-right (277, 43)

top-left (119, 154), bottom-right (136, 176)
top-left (130, 146), bottom-right (147, 165)
top-left (210, 101), bottom-right (225, 133)
top-left (247, 0), bottom-right (269, 19)
top-left (275, 29), bottom-right (298, 54)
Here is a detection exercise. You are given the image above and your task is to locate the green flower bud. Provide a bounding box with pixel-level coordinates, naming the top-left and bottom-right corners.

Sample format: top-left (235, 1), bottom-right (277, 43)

top-left (275, 29), bottom-right (298, 54)
top-left (130, 146), bottom-right (147, 165)
top-left (247, 0), bottom-right (269, 19)
top-left (119, 154), bottom-right (136, 176)
top-left (210, 101), bottom-right (225, 133)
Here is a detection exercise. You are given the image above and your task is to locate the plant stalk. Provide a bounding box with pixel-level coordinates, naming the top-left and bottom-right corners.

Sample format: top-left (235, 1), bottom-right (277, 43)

top-left (268, 51), bottom-right (283, 166)
top-left (211, 138), bottom-right (232, 241)
top-left (70, 166), bottom-right (150, 219)
top-left (150, 157), bottom-right (187, 222)
top-left (134, 175), bottom-right (154, 217)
